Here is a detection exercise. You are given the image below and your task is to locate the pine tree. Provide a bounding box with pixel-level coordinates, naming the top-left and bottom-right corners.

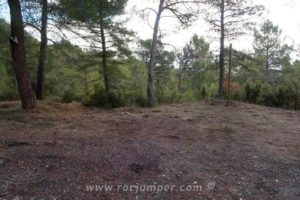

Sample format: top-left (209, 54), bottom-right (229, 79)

top-left (7, 0), bottom-right (36, 109)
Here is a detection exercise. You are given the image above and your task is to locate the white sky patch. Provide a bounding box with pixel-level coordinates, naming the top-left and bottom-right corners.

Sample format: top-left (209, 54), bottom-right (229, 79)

top-left (126, 0), bottom-right (300, 59)
top-left (1, 0), bottom-right (299, 58)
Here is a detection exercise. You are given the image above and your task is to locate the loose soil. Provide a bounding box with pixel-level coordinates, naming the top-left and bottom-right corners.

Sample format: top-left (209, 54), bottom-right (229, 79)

top-left (0, 100), bottom-right (299, 200)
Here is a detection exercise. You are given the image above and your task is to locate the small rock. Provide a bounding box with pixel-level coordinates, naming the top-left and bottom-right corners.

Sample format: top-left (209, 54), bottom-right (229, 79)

top-left (0, 159), bottom-right (6, 166)
top-left (120, 112), bottom-right (132, 116)
top-left (176, 171), bottom-right (183, 178)
top-left (130, 163), bottom-right (144, 174)
top-left (182, 117), bottom-right (193, 121)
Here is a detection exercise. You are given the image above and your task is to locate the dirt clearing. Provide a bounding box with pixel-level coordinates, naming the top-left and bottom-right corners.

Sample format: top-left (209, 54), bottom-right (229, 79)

top-left (0, 101), bottom-right (299, 199)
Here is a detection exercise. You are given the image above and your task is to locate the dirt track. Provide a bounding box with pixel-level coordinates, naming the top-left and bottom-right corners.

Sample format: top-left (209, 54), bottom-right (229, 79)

top-left (0, 101), bottom-right (299, 200)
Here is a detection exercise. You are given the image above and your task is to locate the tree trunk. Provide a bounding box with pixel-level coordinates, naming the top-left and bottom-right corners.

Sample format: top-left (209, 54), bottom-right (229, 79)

top-left (36, 0), bottom-right (48, 100)
top-left (227, 44), bottom-right (232, 106)
top-left (294, 85), bottom-right (299, 110)
top-left (84, 70), bottom-right (88, 94)
top-left (177, 60), bottom-right (188, 94)
top-left (147, 0), bottom-right (164, 107)
top-left (177, 77), bottom-right (183, 94)
top-left (177, 66), bottom-right (183, 94)
top-left (295, 96), bottom-right (298, 110)
top-left (218, 0), bottom-right (225, 98)
top-left (100, 21), bottom-right (112, 101)
top-left (264, 47), bottom-right (270, 81)
top-left (8, 0), bottom-right (36, 110)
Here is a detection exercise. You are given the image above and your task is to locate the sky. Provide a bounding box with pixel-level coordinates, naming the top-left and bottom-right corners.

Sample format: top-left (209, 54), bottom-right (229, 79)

top-left (125, 0), bottom-right (300, 57)
top-left (0, 0), bottom-right (299, 58)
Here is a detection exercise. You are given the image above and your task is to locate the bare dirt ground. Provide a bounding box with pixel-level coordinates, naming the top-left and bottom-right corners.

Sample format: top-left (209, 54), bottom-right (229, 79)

top-left (0, 100), bottom-right (299, 200)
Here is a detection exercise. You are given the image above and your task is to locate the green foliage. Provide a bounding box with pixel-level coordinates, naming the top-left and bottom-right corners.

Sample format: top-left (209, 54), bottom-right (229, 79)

top-left (81, 58), bottom-right (149, 108)
top-left (253, 20), bottom-right (293, 77)
top-left (56, 0), bottom-right (133, 56)
top-left (83, 84), bottom-right (110, 107)
top-left (172, 35), bottom-right (218, 102)
top-left (0, 5), bottom-right (298, 111)
top-left (138, 39), bottom-right (179, 104)
top-left (274, 86), bottom-right (287, 108)
top-left (57, 0), bottom-right (127, 23)
top-left (61, 90), bottom-right (81, 103)
top-left (0, 19), bottom-right (15, 100)
top-left (244, 81), bottom-right (262, 103)
top-left (257, 83), bottom-right (276, 106)
top-left (201, 86), bottom-right (208, 99)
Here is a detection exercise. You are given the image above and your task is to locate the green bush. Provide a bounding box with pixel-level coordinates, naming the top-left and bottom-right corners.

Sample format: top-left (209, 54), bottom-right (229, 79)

top-left (61, 90), bottom-right (82, 103)
top-left (274, 86), bottom-right (287, 108)
top-left (244, 81), bottom-right (262, 103)
top-left (83, 85), bottom-right (109, 107)
top-left (200, 86), bottom-right (208, 99)
top-left (232, 89), bottom-right (243, 101)
top-left (0, 89), bottom-right (19, 101)
top-left (134, 95), bottom-right (148, 107)
top-left (257, 84), bottom-right (276, 107)
top-left (83, 84), bottom-right (147, 108)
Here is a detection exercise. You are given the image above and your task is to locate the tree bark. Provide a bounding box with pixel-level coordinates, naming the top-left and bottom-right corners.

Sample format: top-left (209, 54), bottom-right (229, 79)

top-left (177, 76), bottom-right (183, 94)
top-left (218, 0), bottom-right (225, 98)
top-left (177, 59), bottom-right (188, 94)
top-left (100, 21), bottom-right (112, 101)
top-left (227, 44), bottom-right (232, 106)
top-left (36, 0), bottom-right (48, 100)
top-left (147, 0), bottom-right (164, 107)
top-left (8, 0), bottom-right (36, 110)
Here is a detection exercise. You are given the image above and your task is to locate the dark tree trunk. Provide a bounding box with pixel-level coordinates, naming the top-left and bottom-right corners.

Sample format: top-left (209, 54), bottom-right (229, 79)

top-left (36, 0), bottom-right (48, 100)
top-left (177, 66), bottom-right (183, 94)
top-left (177, 77), bottom-right (183, 94)
top-left (8, 0), bottom-right (36, 110)
top-left (177, 60), bottom-right (188, 94)
top-left (295, 86), bottom-right (299, 110)
top-left (147, 0), bottom-right (164, 107)
top-left (84, 70), bottom-right (88, 94)
top-left (100, 21), bottom-right (112, 101)
top-left (264, 47), bottom-right (270, 81)
top-left (227, 44), bottom-right (232, 106)
top-left (218, 0), bottom-right (225, 98)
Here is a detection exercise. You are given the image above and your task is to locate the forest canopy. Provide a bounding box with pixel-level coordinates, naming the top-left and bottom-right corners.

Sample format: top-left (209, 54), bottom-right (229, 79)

top-left (0, 0), bottom-right (299, 110)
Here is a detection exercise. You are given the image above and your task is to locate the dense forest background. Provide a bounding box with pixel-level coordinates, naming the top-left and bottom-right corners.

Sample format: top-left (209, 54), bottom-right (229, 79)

top-left (0, 0), bottom-right (299, 109)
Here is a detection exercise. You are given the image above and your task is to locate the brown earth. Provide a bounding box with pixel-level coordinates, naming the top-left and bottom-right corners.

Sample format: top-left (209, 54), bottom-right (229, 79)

top-left (0, 100), bottom-right (299, 200)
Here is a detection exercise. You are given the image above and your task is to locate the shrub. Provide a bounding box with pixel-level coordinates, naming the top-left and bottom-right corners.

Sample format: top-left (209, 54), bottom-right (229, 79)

top-left (83, 85), bottom-right (110, 107)
top-left (61, 90), bottom-right (81, 103)
top-left (201, 86), bottom-right (208, 99)
top-left (257, 83), bottom-right (276, 107)
top-left (274, 86), bottom-right (287, 107)
top-left (244, 81), bottom-right (261, 103)
top-left (134, 95), bottom-right (148, 107)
